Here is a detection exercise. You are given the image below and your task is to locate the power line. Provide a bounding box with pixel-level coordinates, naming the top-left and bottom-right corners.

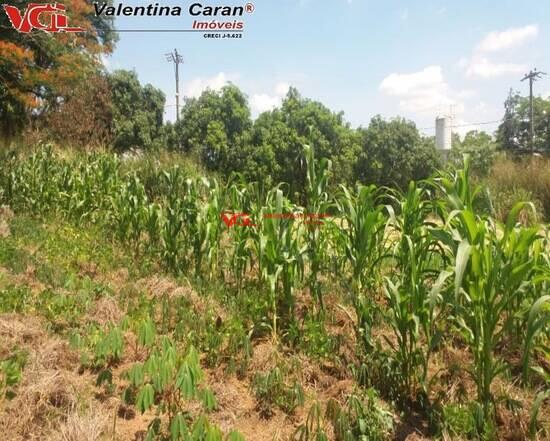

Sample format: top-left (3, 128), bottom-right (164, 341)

top-left (420, 118), bottom-right (506, 131)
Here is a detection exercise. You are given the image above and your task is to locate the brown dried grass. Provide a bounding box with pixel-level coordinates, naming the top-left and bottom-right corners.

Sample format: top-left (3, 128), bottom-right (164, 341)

top-left (0, 205), bottom-right (14, 238)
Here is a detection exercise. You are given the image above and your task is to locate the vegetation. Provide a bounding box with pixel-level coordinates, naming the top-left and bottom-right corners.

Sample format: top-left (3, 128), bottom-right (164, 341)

top-left (0, 0), bottom-right (116, 138)
top-left (0, 146), bottom-right (548, 440)
top-left (497, 89), bottom-right (550, 152)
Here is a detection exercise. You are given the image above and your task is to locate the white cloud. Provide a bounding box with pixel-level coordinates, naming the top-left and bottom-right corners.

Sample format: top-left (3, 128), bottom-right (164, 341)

top-left (457, 57), bottom-right (469, 69)
top-left (379, 66), bottom-right (462, 114)
top-left (250, 94), bottom-right (281, 113)
top-left (275, 82), bottom-right (290, 96)
top-left (184, 72), bottom-right (235, 98)
top-left (465, 57), bottom-right (526, 78)
top-left (250, 82), bottom-right (291, 114)
top-left (456, 89), bottom-right (476, 99)
top-left (179, 74), bottom-right (291, 115)
top-left (476, 24), bottom-right (538, 52)
top-left (380, 66), bottom-right (443, 97)
top-left (458, 24), bottom-right (537, 80)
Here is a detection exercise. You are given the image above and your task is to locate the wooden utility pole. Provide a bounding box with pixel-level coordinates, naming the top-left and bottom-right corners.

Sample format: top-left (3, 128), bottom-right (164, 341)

top-left (521, 69), bottom-right (546, 151)
top-left (166, 49), bottom-right (184, 121)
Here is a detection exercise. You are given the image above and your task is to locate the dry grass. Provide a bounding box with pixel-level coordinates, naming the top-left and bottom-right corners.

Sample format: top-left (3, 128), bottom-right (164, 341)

top-left (134, 275), bottom-right (226, 319)
top-left (86, 295), bottom-right (123, 327)
top-left (0, 315), bottom-right (88, 441)
top-left (51, 406), bottom-right (109, 441)
top-left (0, 205), bottom-right (14, 238)
top-left (488, 156), bottom-right (550, 222)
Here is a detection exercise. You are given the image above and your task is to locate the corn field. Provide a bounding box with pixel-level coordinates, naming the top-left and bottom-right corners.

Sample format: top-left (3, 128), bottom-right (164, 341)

top-left (0, 145), bottom-right (548, 441)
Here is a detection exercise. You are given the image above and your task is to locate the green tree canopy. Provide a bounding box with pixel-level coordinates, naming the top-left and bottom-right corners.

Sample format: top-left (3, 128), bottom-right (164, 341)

top-left (355, 116), bottom-right (440, 189)
top-left (451, 130), bottom-right (496, 177)
top-left (497, 89), bottom-right (550, 152)
top-left (109, 70), bottom-right (165, 151)
top-left (173, 84), bottom-right (252, 168)
top-left (226, 88), bottom-right (360, 195)
top-left (0, 0), bottom-right (117, 138)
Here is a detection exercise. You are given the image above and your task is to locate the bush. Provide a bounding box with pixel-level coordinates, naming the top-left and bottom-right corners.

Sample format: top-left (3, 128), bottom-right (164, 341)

top-left (487, 156), bottom-right (550, 221)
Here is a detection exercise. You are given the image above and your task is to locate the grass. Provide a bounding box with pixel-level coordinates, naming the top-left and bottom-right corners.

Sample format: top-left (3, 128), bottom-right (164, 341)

top-left (486, 155), bottom-right (550, 222)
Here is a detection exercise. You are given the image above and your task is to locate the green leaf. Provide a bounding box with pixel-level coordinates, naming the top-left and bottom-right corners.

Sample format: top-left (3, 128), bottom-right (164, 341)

top-left (226, 431), bottom-right (245, 441)
top-left (529, 390), bottom-right (550, 439)
top-left (136, 384), bottom-right (154, 413)
top-left (454, 240), bottom-right (471, 297)
top-left (138, 318), bottom-right (156, 348)
top-left (96, 368), bottom-right (113, 387)
top-left (170, 413), bottom-right (188, 441)
top-left (201, 388), bottom-right (218, 412)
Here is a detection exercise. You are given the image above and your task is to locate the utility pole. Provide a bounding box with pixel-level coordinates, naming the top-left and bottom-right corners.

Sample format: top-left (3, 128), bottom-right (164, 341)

top-left (521, 68), bottom-right (546, 151)
top-left (165, 49), bottom-right (184, 121)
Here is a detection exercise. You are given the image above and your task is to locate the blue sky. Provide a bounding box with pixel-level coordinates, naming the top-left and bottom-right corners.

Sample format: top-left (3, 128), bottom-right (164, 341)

top-left (106, 0), bottom-right (550, 137)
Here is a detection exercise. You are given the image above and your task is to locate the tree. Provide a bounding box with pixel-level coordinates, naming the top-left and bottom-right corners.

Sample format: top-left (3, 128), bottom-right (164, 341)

top-left (450, 130), bottom-right (496, 177)
top-left (226, 88), bottom-right (360, 196)
top-left (496, 89), bottom-right (550, 152)
top-left (355, 116), bottom-right (440, 189)
top-left (45, 74), bottom-right (113, 148)
top-left (0, 0), bottom-right (117, 138)
top-left (202, 121), bottom-right (229, 170)
top-left (230, 110), bottom-right (305, 193)
top-left (109, 70), bottom-right (166, 151)
top-left (174, 84), bottom-right (252, 162)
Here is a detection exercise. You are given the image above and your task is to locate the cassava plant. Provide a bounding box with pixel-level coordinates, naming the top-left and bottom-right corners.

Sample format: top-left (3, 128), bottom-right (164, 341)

top-left (124, 338), bottom-right (227, 441)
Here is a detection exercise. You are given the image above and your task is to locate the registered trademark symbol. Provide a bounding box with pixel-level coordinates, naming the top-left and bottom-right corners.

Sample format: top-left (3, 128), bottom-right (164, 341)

top-left (245, 3), bottom-right (255, 13)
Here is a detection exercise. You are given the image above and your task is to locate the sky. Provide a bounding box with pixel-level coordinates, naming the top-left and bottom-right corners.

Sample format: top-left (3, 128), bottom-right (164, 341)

top-left (105, 0), bottom-right (550, 137)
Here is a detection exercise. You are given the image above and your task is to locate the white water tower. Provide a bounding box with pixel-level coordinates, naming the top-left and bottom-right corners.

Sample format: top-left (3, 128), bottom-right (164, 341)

top-left (435, 116), bottom-right (452, 161)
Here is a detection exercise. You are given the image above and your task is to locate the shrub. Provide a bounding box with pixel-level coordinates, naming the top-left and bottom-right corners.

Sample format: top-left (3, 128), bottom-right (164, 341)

top-left (487, 156), bottom-right (550, 221)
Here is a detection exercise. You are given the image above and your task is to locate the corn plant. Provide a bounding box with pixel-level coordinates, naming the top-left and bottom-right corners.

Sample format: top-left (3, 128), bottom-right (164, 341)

top-left (145, 202), bottom-right (163, 248)
top-left (194, 178), bottom-right (224, 278)
top-left (326, 390), bottom-right (394, 441)
top-left (158, 167), bottom-right (185, 272)
top-left (0, 150), bottom-right (17, 205)
top-left (334, 184), bottom-right (387, 351)
top-left (110, 174), bottom-right (148, 248)
top-left (382, 182), bottom-right (451, 401)
top-left (224, 181), bottom-right (255, 291)
top-left (522, 294), bottom-right (550, 383)
top-left (302, 144), bottom-right (332, 311)
top-left (448, 202), bottom-right (546, 425)
top-left (255, 187), bottom-right (306, 336)
top-left (179, 178), bottom-right (201, 273)
top-left (162, 197), bottom-right (185, 273)
top-left (13, 146), bottom-right (61, 214)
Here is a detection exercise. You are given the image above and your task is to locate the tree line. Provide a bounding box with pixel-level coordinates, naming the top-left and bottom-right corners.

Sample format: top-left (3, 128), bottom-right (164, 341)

top-left (1, 3), bottom-right (549, 193)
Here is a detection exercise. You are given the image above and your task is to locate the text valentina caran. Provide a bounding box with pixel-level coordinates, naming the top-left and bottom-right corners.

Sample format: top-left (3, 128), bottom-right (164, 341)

top-left (93, 2), bottom-right (247, 17)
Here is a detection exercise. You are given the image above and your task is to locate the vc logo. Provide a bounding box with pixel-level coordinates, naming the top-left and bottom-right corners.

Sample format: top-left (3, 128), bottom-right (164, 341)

top-left (221, 212), bottom-right (255, 228)
top-left (2, 3), bottom-right (85, 33)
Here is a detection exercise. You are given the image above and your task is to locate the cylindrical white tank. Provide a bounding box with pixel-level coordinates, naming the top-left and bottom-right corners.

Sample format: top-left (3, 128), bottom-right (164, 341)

top-left (435, 116), bottom-right (452, 151)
